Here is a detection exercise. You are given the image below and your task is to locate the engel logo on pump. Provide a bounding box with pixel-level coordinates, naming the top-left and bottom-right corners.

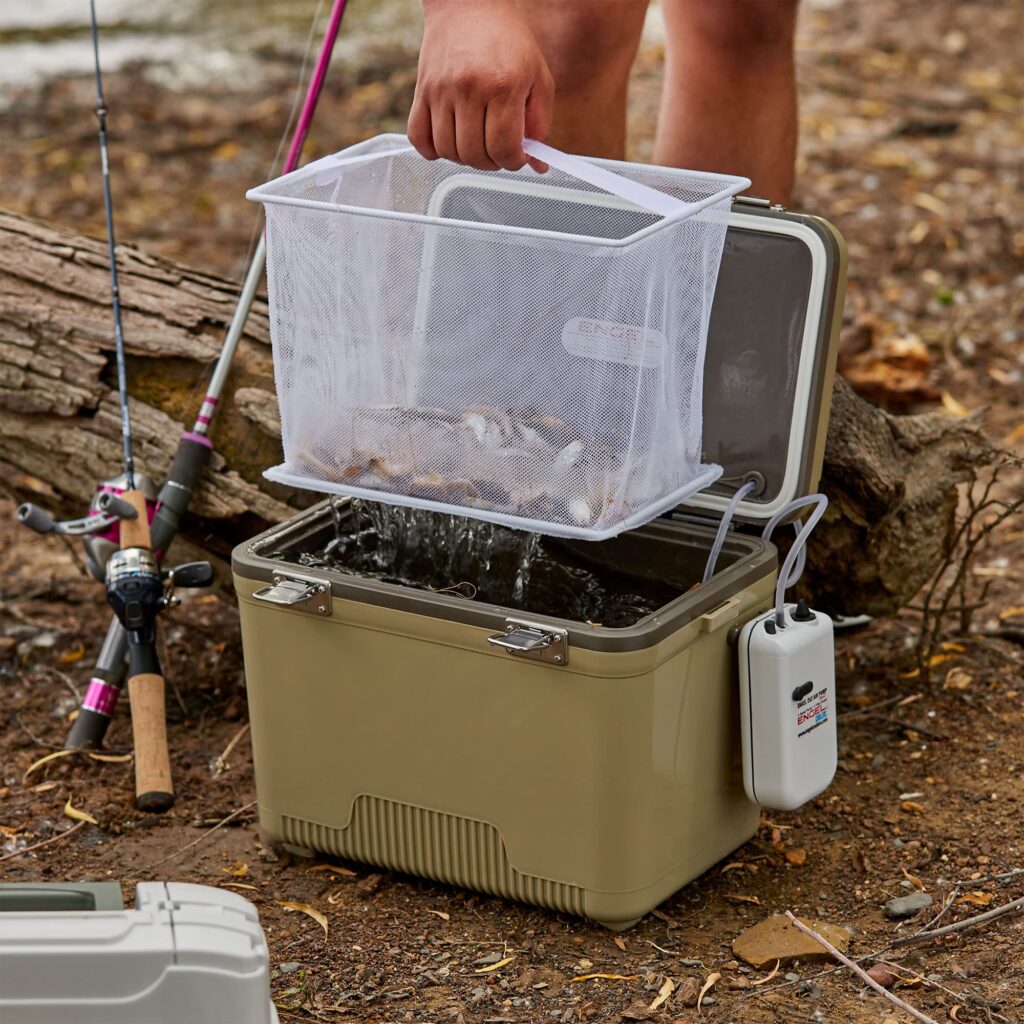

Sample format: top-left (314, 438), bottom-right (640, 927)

top-left (796, 686), bottom-right (829, 736)
top-left (561, 318), bottom-right (666, 368)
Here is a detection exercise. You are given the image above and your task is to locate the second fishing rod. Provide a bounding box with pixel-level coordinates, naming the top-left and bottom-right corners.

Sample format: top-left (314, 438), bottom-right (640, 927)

top-left (62, 0), bottom-right (350, 750)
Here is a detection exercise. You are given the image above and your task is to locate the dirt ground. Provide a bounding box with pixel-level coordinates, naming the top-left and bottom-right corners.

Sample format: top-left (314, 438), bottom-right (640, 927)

top-left (2, 1), bottom-right (1023, 1022)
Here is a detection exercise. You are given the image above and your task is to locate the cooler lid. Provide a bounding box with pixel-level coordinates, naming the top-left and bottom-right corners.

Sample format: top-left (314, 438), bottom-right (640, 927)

top-left (687, 204), bottom-right (846, 523)
top-left (428, 176), bottom-right (845, 526)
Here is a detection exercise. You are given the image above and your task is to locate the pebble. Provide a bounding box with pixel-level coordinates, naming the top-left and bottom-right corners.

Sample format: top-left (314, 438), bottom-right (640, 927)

top-left (884, 891), bottom-right (934, 920)
top-left (785, 972), bottom-right (801, 983)
top-left (278, 962), bottom-right (302, 974)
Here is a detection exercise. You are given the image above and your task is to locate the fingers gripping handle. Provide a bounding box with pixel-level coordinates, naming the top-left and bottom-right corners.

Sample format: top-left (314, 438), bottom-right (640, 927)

top-left (521, 138), bottom-right (693, 219)
top-left (128, 673), bottom-right (174, 812)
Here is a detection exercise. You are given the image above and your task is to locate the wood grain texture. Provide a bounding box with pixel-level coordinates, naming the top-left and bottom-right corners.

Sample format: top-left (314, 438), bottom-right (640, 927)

top-left (0, 208), bottom-right (987, 616)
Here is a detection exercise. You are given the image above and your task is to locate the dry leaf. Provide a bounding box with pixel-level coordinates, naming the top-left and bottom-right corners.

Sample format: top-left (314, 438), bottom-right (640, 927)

top-left (956, 891), bottom-right (994, 907)
top-left (902, 801), bottom-right (924, 814)
top-left (901, 868), bottom-right (925, 891)
top-left (927, 653), bottom-right (957, 669)
top-left (750, 960), bottom-right (781, 987)
top-left (943, 667), bottom-right (973, 690)
top-left (912, 192), bottom-right (950, 217)
top-left (33, 782), bottom-right (58, 793)
top-left (785, 848), bottom-right (807, 866)
top-left (475, 956), bottom-right (514, 974)
top-left (721, 861), bottom-right (757, 875)
top-left (88, 752), bottom-right (132, 764)
top-left (277, 900), bottom-right (328, 939)
top-left (725, 893), bottom-right (762, 906)
top-left (697, 972), bottom-right (720, 1011)
top-left (425, 909), bottom-right (450, 921)
top-left (569, 972), bottom-right (640, 983)
top-left (222, 860), bottom-right (249, 877)
top-left (614, 936), bottom-right (627, 952)
top-left (220, 882), bottom-right (258, 891)
top-left (307, 864), bottom-right (357, 877)
top-left (998, 605), bottom-right (1024, 620)
top-left (649, 978), bottom-right (675, 1011)
top-left (941, 392), bottom-right (970, 418)
top-left (57, 643), bottom-right (85, 664)
top-left (23, 749), bottom-right (77, 782)
top-left (63, 796), bottom-right (98, 825)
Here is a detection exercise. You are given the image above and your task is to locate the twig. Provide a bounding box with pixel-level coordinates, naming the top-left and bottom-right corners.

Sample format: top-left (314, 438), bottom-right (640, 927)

top-left (44, 665), bottom-right (82, 702)
top-left (784, 911), bottom-right (939, 1024)
top-left (213, 723), bottom-right (251, 775)
top-left (0, 821), bottom-right (86, 863)
top-left (867, 714), bottom-right (946, 741)
top-left (13, 714), bottom-right (64, 750)
top-left (983, 628), bottom-right (1024, 646)
top-left (149, 800), bottom-right (257, 869)
top-left (893, 895), bottom-right (1024, 947)
top-left (838, 694), bottom-right (908, 720)
top-left (953, 867), bottom-right (1024, 887)
top-left (913, 886), bottom-right (960, 935)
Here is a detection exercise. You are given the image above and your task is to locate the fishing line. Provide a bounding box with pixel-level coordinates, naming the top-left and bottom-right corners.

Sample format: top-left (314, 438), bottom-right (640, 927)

top-left (89, 0), bottom-right (134, 488)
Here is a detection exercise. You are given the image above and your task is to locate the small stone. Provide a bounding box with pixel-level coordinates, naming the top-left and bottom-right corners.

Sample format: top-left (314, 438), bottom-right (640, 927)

top-left (733, 915), bottom-right (854, 968)
top-left (278, 962), bottom-right (302, 974)
top-left (899, 880), bottom-right (915, 890)
top-left (926, 974), bottom-right (943, 984)
top-left (785, 972), bottom-right (801, 983)
top-left (884, 892), bottom-right (933, 920)
top-left (871, 753), bottom-right (886, 769)
top-left (867, 962), bottom-right (898, 988)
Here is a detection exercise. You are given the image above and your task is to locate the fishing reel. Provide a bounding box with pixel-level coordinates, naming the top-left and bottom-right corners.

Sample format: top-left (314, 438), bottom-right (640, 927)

top-left (16, 473), bottom-right (159, 581)
top-left (105, 549), bottom-right (214, 648)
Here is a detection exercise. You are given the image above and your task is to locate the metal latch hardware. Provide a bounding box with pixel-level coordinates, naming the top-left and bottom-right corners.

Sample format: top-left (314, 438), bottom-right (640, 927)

top-left (487, 619), bottom-right (569, 666)
top-left (252, 573), bottom-right (332, 616)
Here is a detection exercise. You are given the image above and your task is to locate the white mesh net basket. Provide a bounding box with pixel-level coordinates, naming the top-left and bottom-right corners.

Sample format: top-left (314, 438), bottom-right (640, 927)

top-left (248, 134), bottom-right (749, 540)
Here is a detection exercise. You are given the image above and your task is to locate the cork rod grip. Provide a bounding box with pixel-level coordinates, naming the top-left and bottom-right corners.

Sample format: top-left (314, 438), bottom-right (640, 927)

top-left (128, 672), bottom-right (174, 812)
top-left (118, 489), bottom-right (152, 550)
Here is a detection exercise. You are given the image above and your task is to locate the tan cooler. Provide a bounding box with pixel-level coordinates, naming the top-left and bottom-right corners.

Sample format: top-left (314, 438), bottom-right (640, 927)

top-left (232, 202), bottom-right (846, 930)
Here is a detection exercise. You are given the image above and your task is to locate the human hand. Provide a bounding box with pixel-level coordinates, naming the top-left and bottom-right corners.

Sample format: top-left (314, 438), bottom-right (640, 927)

top-left (408, 0), bottom-right (554, 171)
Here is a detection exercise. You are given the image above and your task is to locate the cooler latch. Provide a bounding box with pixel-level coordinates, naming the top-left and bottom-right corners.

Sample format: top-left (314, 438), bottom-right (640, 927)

top-left (487, 619), bottom-right (569, 666)
top-left (252, 573), bottom-right (332, 616)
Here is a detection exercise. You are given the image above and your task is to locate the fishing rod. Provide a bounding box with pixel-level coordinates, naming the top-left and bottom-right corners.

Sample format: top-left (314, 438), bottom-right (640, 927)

top-left (27, 0), bottom-right (213, 810)
top-left (15, 0), bottom-right (349, 750)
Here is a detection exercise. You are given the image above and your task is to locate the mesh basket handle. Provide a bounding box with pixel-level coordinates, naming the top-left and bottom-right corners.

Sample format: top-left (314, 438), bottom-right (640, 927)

top-left (522, 138), bottom-right (693, 219)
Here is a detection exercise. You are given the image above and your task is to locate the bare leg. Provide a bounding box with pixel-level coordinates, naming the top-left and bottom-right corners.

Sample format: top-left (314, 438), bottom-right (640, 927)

top-left (654, 0), bottom-right (799, 205)
top-left (518, 0), bottom-right (650, 159)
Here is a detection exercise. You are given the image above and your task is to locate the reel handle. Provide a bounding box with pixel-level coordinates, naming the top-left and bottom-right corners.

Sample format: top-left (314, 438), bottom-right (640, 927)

top-left (118, 489), bottom-right (175, 813)
top-left (16, 503), bottom-right (55, 535)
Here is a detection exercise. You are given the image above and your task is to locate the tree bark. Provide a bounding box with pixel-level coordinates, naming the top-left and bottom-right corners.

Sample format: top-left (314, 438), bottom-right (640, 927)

top-left (0, 208), bottom-right (984, 615)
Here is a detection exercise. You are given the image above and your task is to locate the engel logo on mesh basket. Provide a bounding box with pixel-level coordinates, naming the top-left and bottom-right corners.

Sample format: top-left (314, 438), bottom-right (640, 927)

top-left (561, 318), bottom-right (666, 369)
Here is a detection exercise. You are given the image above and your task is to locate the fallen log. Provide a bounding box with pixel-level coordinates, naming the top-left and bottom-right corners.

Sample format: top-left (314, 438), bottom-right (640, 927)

top-left (0, 208), bottom-right (984, 615)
